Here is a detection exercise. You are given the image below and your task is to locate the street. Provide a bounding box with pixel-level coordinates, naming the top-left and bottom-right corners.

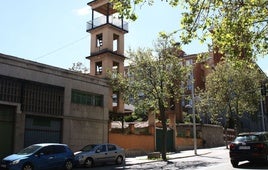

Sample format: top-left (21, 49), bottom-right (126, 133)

top-left (74, 147), bottom-right (268, 170)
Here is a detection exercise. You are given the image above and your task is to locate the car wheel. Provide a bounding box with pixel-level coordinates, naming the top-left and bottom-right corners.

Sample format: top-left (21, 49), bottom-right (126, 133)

top-left (22, 163), bottom-right (34, 170)
top-left (231, 160), bottom-right (239, 167)
top-left (84, 158), bottom-right (94, 168)
top-left (64, 160), bottom-right (73, 170)
top-left (116, 156), bottom-right (123, 165)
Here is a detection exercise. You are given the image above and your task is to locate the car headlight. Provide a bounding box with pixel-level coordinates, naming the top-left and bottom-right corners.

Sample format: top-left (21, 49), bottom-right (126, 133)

top-left (76, 155), bottom-right (84, 161)
top-left (10, 159), bottom-right (20, 165)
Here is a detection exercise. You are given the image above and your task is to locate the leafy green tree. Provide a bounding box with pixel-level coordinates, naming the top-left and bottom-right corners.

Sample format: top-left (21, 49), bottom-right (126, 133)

top-left (69, 62), bottom-right (89, 73)
top-left (195, 60), bottom-right (265, 135)
top-left (108, 32), bottom-right (190, 160)
top-left (110, 0), bottom-right (268, 61)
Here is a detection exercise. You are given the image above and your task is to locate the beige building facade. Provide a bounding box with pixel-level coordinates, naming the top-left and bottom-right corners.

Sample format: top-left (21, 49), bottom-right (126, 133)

top-left (0, 53), bottom-right (110, 159)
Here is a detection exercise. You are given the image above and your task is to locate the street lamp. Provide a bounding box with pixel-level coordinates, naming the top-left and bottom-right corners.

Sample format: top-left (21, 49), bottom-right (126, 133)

top-left (191, 76), bottom-right (197, 155)
top-left (260, 83), bottom-right (266, 131)
top-left (185, 68), bottom-right (197, 155)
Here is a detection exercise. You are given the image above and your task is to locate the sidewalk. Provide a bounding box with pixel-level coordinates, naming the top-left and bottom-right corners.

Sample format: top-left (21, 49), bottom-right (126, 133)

top-left (125, 146), bottom-right (226, 165)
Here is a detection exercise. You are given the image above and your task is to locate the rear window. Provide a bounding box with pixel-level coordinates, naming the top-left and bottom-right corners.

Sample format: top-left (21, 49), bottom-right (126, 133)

top-left (234, 135), bottom-right (260, 142)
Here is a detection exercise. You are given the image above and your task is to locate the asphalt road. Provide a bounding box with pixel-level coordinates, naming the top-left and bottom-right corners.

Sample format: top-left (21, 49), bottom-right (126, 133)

top-left (74, 147), bottom-right (268, 170)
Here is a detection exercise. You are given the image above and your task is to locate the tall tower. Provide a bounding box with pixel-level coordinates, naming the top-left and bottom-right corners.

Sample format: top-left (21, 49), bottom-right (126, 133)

top-left (86, 0), bottom-right (128, 114)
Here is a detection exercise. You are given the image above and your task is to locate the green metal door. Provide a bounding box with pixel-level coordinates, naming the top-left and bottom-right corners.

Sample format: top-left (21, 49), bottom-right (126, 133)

top-left (0, 105), bottom-right (15, 160)
top-left (156, 128), bottom-right (174, 152)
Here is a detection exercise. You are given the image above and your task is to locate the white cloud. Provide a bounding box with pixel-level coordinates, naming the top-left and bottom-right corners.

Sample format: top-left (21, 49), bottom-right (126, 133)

top-left (74, 6), bottom-right (90, 16)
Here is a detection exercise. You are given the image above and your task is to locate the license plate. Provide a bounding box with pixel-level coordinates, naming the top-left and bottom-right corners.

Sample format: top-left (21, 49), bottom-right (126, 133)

top-left (239, 146), bottom-right (250, 150)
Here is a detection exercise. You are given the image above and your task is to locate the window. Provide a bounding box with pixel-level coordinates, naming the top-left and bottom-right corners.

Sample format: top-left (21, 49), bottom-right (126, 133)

top-left (71, 90), bottom-right (103, 107)
top-left (235, 135), bottom-right (260, 142)
top-left (112, 91), bottom-right (119, 106)
top-left (95, 61), bottom-right (102, 75)
top-left (0, 76), bottom-right (21, 103)
top-left (53, 145), bottom-right (66, 154)
top-left (23, 83), bottom-right (64, 115)
top-left (0, 76), bottom-right (64, 115)
top-left (112, 61), bottom-right (119, 75)
top-left (113, 34), bottom-right (119, 52)
top-left (97, 145), bottom-right (106, 152)
top-left (38, 146), bottom-right (54, 155)
top-left (186, 59), bottom-right (193, 66)
top-left (108, 144), bottom-right (116, 151)
top-left (96, 34), bottom-right (103, 47)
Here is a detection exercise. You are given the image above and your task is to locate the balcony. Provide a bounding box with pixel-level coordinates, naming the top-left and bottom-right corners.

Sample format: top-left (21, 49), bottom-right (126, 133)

top-left (86, 15), bottom-right (128, 32)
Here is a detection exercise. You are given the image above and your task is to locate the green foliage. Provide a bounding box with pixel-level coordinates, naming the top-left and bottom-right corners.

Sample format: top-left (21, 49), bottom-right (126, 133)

top-left (109, 32), bottom-right (190, 114)
top-left (111, 0), bottom-right (268, 61)
top-left (195, 60), bottom-right (265, 130)
top-left (108, 32), bottom-right (190, 160)
top-left (183, 111), bottom-right (201, 124)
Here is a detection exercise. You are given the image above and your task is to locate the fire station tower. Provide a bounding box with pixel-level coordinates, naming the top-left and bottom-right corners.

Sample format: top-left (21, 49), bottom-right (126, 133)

top-left (86, 0), bottom-right (128, 114)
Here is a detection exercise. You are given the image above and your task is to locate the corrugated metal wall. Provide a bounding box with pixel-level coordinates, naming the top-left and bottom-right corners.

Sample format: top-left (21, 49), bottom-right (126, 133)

top-left (24, 115), bottom-right (62, 147)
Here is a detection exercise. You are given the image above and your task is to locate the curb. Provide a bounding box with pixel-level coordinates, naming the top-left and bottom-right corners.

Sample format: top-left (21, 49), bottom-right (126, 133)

top-left (125, 150), bottom-right (212, 165)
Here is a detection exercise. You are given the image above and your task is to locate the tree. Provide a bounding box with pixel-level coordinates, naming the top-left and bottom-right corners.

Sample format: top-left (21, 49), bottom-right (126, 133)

top-left (195, 60), bottom-right (265, 137)
top-left (110, 0), bottom-right (268, 61)
top-left (69, 62), bottom-right (89, 74)
top-left (108, 32), bottom-right (190, 161)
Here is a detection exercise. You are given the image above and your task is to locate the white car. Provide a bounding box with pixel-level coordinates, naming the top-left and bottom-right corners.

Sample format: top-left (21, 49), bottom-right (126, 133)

top-left (74, 143), bottom-right (125, 167)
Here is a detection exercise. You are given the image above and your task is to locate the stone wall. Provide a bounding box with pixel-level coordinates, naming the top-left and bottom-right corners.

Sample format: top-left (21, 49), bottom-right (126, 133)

top-left (177, 123), bottom-right (225, 148)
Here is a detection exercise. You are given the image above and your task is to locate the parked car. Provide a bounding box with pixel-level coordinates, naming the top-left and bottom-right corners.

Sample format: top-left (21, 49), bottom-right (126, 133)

top-left (74, 143), bottom-right (125, 167)
top-left (0, 143), bottom-right (74, 170)
top-left (229, 131), bottom-right (268, 167)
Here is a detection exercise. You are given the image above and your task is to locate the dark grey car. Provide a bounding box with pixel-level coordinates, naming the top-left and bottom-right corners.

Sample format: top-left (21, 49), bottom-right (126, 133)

top-left (229, 132), bottom-right (268, 167)
top-left (74, 143), bottom-right (125, 168)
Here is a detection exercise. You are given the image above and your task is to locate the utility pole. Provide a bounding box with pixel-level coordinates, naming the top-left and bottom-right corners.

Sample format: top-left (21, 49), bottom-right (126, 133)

top-left (261, 83), bottom-right (266, 131)
top-left (260, 95), bottom-right (265, 131)
top-left (191, 68), bottom-right (197, 155)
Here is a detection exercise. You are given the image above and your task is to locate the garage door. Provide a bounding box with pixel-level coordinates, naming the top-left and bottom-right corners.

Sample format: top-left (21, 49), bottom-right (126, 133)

top-left (0, 105), bottom-right (15, 160)
top-left (24, 116), bottom-right (62, 147)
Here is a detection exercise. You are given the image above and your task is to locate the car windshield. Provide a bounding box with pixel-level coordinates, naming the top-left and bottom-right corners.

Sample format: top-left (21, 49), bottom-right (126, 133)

top-left (234, 135), bottom-right (260, 143)
top-left (17, 145), bottom-right (42, 155)
top-left (80, 144), bottom-right (98, 152)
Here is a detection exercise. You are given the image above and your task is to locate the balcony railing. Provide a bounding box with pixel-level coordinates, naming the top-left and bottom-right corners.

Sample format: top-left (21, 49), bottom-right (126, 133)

top-left (86, 15), bottom-right (128, 32)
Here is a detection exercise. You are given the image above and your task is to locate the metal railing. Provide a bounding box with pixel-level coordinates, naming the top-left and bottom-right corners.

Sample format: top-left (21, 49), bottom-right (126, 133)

top-left (87, 15), bottom-right (128, 31)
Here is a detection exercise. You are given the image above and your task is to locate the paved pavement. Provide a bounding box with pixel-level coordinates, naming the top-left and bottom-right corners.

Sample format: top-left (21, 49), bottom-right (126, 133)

top-left (75, 146), bottom-right (230, 170)
top-left (125, 146), bottom-right (224, 165)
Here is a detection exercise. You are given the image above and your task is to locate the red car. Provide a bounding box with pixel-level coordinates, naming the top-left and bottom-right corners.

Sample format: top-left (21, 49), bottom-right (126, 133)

top-left (229, 132), bottom-right (268, 167)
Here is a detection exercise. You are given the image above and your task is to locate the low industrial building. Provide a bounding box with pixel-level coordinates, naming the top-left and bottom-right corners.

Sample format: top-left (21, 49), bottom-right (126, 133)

top-left (0, 53), bottom-right (110, 159)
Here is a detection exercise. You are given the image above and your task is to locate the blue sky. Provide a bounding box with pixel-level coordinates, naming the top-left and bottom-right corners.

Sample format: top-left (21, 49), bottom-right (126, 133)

top-left (0, 0), bottom-right (267, 75)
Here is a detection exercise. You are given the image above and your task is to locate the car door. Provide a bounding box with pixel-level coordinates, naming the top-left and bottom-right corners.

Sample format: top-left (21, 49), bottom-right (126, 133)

top-left (50, 145), bottom-right (67, 168)
top-left (35, 146), bottom-right (56, 169)
top-left (94, 144), bottom-right (108, 163)
top-left (107, 144), bottom-right (118, 162)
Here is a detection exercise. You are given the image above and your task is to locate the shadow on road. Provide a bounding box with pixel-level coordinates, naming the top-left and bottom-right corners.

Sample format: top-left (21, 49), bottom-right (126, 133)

top-left (237, 161), bottom-right (268, 169)
top-left (76, 160), bottom-right (217, 170)
top-left (173, 160), bottom-right (217, 169)
top-left (196, 154), bottom-right (223, 160)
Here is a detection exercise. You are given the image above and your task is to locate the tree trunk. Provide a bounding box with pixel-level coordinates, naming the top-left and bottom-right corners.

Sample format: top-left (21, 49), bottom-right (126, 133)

top-left (159, 102), bottom-right (167, 161)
